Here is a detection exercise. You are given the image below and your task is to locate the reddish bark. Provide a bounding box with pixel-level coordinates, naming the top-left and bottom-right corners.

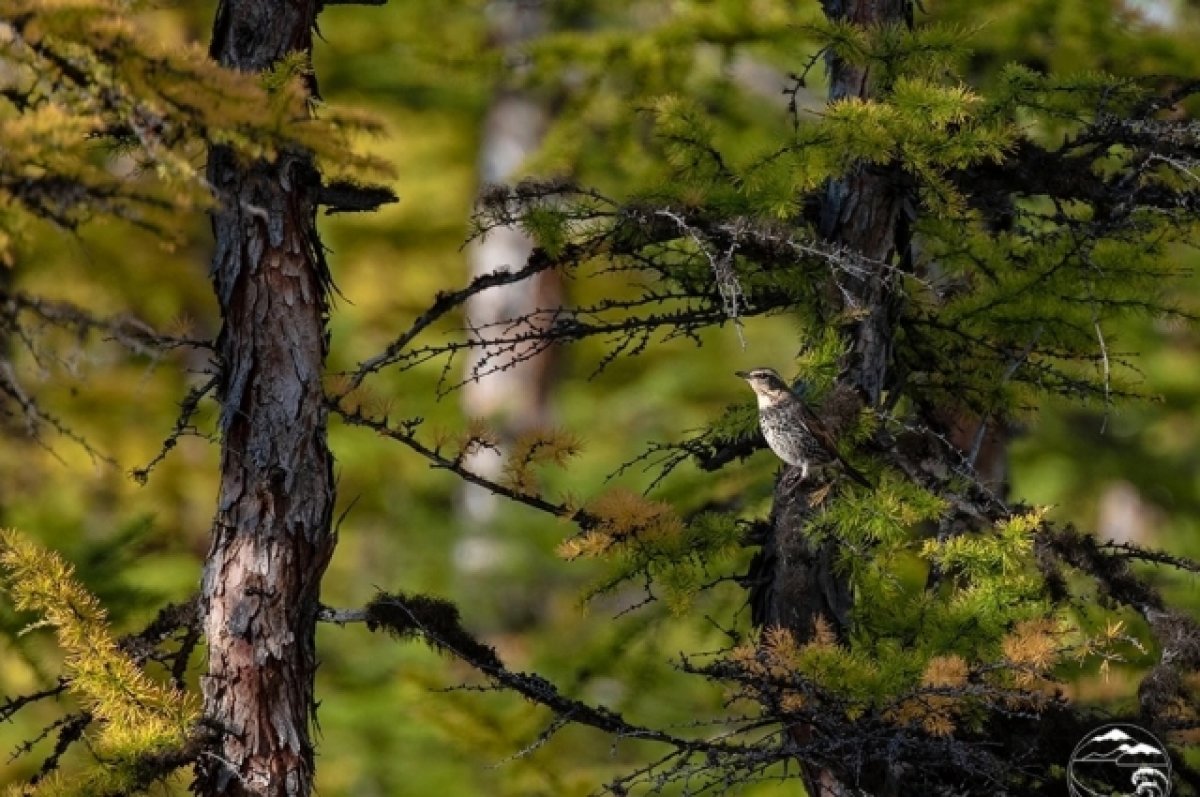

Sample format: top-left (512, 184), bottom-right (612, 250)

top-left (195, 3), bottom-right (335, 796)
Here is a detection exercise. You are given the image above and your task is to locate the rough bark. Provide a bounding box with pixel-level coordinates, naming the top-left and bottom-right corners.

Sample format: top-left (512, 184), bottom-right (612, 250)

top-left (761, 2), bottom-right (912, 795)
top-left (196, 3), bottom-right (335, 796)
top-left (819, 0), bottom-right (911, 401)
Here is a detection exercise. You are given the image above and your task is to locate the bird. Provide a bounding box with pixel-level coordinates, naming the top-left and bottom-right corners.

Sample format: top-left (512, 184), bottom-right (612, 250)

top-left (735, 367), bottom-right (871, 491)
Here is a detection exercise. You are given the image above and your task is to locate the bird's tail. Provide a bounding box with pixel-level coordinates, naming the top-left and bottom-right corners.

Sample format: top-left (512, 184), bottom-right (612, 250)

top-left (839, 455), bottom-right (872, 489)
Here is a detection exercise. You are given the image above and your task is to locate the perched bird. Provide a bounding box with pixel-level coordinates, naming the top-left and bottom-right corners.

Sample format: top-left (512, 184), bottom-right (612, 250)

top-left (736, 367), bottom-right (870, 489)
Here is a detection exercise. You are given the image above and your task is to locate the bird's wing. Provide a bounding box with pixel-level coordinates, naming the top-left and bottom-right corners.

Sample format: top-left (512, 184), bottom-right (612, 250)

top-left (797, 401), bottom-right (872, 488)
top-left (796, 401), bottom-right (842, 455)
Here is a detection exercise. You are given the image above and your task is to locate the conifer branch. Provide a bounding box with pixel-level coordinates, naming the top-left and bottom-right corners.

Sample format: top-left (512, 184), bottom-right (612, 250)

top-left (0, 359), bottom-right (116, 466)
top-left (325, 591), bottom-right (1107, 796)
top-left (341, 244), bottom-right (586, 393)
top-left (0, 532), bottom-right (201, 790)
top-left (321, 593), bottom-right (751, 756)
top-left (331, 402), bottom-right (594, 526)
top-left (0, 291), bottom-right (214, 469)
top-left (25, 712), bottom-right (91, 784)
top-left (131, 376), bottom-right (220, 485)
top-left (1098, 540), bottom-right (1200, 573)
top-left (1, 0), bottom-right (389, 248)
top-left (0, 681), bottom-right (68, 724)
top-left (316, 180), bottom-right (398, 214)
top-left (347, 192), bottom-right (953, 394)
top-left (1037, 524), bottom-right (1200, 720)
top-left (1, 595), bottom-right (203, 791)
top-left (0, 291), bottom-right (212, 357)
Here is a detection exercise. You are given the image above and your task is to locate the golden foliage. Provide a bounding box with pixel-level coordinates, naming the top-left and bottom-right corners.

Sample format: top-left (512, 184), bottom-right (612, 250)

top-left (1001, 617), bottom-right (1062, 687)
top-left (557, 488), bottom-right (682, 559)
top-left (726, 624), bottom-right (847, 710)
top-left (761, 626), bottom-right (802, 668)
top-left (328, 377), bottom-right (393, 420)
top-left (0, 0), bottom-right (390, 262)
top-left (884, 655), bottom-right (970, 738)
top-left (0, 529), bottom-right (198, 771)
top-left (922, 654), bottom-right (969, 689)
top-left (500, 429), bottom-right (582, 496)
top-left (810, 616), bottom-right (838, 648)
top-left (454, 417), bottom-right (501, 459)
top-left (728, 627), bottom-right (798, 685)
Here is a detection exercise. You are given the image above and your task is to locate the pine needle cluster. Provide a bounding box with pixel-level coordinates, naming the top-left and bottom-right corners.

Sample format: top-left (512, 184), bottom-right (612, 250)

top-left (0, 529), bottom-right (198, 797)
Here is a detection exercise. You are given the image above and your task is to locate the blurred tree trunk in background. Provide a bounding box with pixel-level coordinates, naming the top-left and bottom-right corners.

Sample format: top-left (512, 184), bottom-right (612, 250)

top-left (457, 2), bottom-right (561, 558)
top-left (1087, 0), bottom-right (1179, 548)
top-left (195, 2), bottom-right (336, 795)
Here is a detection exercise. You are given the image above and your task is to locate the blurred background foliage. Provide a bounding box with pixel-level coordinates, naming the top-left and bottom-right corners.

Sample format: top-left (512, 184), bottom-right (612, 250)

top-left (1, 0), bottom-right (1198, 794)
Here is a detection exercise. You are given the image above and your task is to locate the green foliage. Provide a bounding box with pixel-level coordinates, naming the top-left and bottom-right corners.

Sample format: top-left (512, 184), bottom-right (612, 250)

top-left (815, 476), bottom-right (947, 547)
top-left (519, 206), bottom-right (570, 259)
top-left (708, 400), bottom-right (761, 443)
top-left (922, 508), bottom-right (1042, 576)
top-left (809, 18), bottom-right (978, 82)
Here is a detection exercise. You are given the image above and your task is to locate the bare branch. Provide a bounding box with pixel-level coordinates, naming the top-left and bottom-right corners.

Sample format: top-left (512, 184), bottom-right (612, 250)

top-left (331, 402), bottom-right (592, 526)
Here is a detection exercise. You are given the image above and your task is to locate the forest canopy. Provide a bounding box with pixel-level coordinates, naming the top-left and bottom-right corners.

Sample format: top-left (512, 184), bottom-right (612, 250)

top-left (0, 1), bottom-right (1198, 796)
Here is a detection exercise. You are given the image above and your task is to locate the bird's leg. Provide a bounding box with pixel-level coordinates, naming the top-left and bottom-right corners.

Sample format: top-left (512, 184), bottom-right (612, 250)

top-left (780, 467), bottom-right (801, 494)
top-left (780, 466), bottom-right (833, 506)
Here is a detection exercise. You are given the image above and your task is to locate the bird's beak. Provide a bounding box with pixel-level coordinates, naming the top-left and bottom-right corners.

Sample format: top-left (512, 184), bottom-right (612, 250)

top-left (734, 370), bottom-right (751, 379)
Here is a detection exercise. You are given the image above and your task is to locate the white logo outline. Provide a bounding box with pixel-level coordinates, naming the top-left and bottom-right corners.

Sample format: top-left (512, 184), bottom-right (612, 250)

top-left (1068, 723), bottom-right (1172, 797)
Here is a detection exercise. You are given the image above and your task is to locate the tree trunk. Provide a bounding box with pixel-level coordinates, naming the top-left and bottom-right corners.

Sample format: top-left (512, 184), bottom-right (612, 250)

top-left (196, 3), bottom-right (335, 796)
top-left (819, 0), bottom-right (910, 400)
top-left (456, 3), bottom-right (559, 532)
top-left (761, 2), bottom-right (912, 795)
